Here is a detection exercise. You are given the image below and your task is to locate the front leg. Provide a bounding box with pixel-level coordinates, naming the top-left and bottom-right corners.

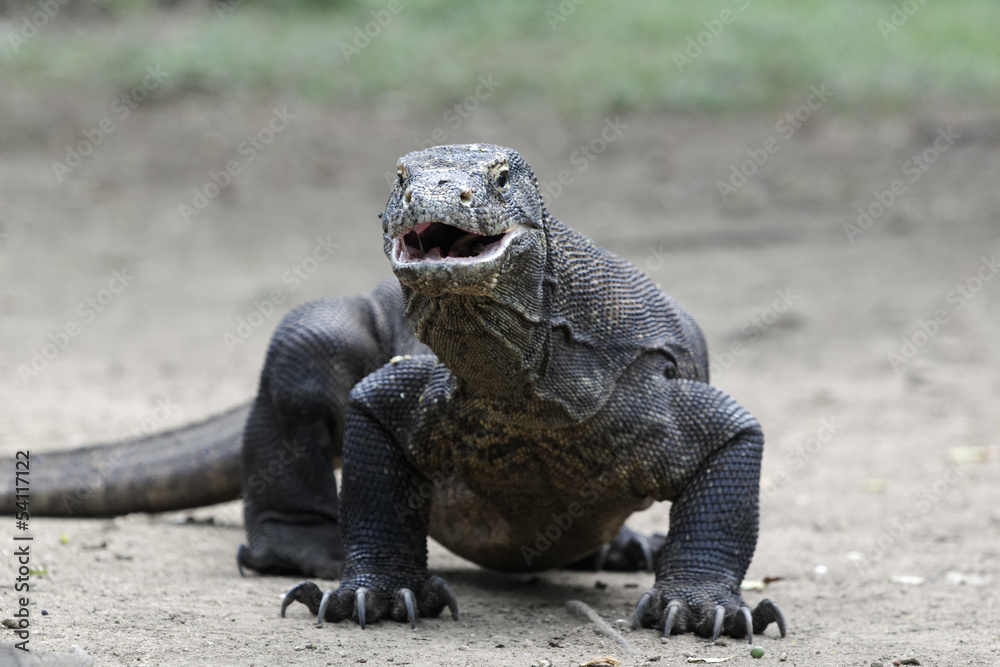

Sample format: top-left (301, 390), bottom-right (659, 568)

top-left (631, 379), bottom-right (786, 642)
top-left (282, 359), bottom-right (458, 628)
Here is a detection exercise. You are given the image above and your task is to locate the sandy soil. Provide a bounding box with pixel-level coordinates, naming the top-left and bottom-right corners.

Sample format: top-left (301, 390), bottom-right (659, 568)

top-left (1, 96), bottom-right (999, 666)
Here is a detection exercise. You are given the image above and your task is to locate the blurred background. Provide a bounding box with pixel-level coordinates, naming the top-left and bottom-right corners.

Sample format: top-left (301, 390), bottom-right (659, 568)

top-left (1, 1), bottom-right (999, 663)
top-left (2, 0), bottom-right (998, 432)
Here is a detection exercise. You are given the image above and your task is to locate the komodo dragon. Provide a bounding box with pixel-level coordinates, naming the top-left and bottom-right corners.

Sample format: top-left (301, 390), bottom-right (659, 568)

top-left (2, 144), bottom-right (785, 642)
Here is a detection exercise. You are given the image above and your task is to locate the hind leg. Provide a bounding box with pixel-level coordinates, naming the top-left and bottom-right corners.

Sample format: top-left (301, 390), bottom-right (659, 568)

top-left (238, 279), bottom-right (426, 578)
top-left (565, 525), bottom-right (666, 572)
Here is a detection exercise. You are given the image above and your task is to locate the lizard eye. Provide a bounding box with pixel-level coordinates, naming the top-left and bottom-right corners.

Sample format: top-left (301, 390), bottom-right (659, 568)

top-left (496, 171), bottom-right (508, 189)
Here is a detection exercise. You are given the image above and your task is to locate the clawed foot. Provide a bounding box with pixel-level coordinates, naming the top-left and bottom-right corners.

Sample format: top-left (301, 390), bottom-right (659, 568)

top-left (631, 581), bottom-right (785, 643)
top-left (281, 575), bottom-right (459, 629)
top-left (567, 525), bottom-right (666, 572)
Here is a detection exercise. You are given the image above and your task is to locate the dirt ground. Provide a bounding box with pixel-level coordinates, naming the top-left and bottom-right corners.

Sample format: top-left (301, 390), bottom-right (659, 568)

top-left (1, 96), bottom-right (999, 666)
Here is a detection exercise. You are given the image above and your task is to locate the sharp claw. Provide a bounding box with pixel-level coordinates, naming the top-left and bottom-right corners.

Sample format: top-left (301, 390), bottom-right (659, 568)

top-left (400, 588), bottom-right (417, 629)
top-left (236, 545), bottom-right (246, 577)
top-left (770, 600), bottom-right (787, 638)
top-left (594, 543), bottom-right (611, 572)
top-left (664, 600), bottom-right (681, 638)
top-left (752, 598), bottom-right (787, 638)
top-left (631, 591), bottom-right (652, 630)
top-left (315, 589), bottom-right (334, 628)
top-left (435, 577), bottom-right (460, 621)
top-left (356, 587), bottom-right (368, 630)
top-left (741, 606), bottom-right (753, 644)
top-left (711, 605), bottom-right (725, 642)
top-left (280, 582), bottom-right (307, 618)
top-left (281, 584), bottom-right (302, 618)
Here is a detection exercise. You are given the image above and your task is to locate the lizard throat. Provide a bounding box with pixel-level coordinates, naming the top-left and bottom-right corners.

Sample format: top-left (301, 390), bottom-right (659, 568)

top-left (392, 222), bottom-right (521, 265)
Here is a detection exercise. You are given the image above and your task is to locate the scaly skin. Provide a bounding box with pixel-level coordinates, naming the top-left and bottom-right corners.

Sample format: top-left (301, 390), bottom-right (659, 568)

top-left (0, 143), bottom-right (784, 640)
top-left (262, 144), bottom-right (785, 641)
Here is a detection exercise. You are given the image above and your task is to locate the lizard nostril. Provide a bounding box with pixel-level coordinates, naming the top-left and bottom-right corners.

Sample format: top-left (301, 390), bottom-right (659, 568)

top-left (460, 190), bottom-right (472, 203)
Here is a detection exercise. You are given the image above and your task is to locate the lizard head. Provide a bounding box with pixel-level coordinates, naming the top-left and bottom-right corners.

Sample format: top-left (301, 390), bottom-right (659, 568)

top-left (381, 143), bottom-right (547, 297)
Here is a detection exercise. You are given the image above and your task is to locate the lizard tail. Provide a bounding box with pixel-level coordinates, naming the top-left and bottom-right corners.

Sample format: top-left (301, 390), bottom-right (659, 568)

top-left (1, 403), bottom-right (249, 517)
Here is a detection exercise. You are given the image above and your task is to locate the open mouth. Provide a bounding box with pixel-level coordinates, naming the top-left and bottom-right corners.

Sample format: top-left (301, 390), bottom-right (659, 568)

top-left (393, 222), bottom-right (512, 263)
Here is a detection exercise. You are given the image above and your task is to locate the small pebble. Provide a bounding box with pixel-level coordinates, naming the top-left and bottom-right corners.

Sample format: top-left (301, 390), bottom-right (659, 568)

top-left (780, 652), bottom-right (788, 661)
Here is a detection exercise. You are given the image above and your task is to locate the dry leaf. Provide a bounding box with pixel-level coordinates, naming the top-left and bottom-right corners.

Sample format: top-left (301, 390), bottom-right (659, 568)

top-left (946, 446), bottom-right (990, 464)
top-left (945, 571), bottom-right (989, 586)
top-left (580, 656), bottom-right (621, 667)
top-left (686, 657), bottom-right (738, 664)
top-left (860, 478), bottom-right (887, 493)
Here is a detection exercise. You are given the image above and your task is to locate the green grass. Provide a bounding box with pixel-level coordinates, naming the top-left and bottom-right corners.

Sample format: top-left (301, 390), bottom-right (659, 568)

top-left (2, 0), bottom-right (999, 115)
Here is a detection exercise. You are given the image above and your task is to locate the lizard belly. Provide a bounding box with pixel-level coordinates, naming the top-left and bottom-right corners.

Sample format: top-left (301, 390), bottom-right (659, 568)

top-left (427, 479), bottom-right (635, 572)
top-left (422, 420), bottom-right (649, 572)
